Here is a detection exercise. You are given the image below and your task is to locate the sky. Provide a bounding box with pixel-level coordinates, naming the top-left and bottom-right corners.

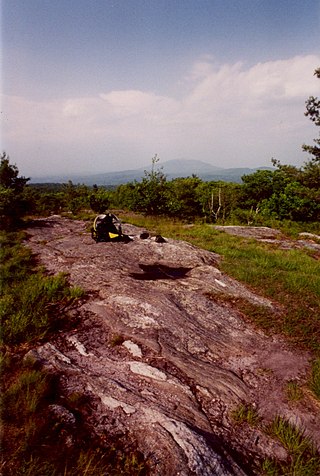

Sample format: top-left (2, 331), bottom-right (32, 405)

top-left (1, 0), bottom-right (320, 179)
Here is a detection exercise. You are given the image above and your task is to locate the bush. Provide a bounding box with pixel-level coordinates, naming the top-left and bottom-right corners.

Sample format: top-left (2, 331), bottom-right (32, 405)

top-left (0, 153), bottom-right (30, 228)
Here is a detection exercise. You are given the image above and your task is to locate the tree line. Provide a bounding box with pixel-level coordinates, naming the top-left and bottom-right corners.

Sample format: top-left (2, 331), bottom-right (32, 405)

top-left (1, 68), bottom-right (319, 229)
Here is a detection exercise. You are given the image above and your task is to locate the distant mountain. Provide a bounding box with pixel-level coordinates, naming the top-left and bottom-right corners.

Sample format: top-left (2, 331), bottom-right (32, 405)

top-left (145, 159), bottom-right (223, 175)
top-left (30, 159), bottom-right (273, 185)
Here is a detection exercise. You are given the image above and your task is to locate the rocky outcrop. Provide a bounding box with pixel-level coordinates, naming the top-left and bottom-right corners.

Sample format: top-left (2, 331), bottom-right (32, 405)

top-left (213, 225), bottom-right (320, 253)
top-left (25, 216), bottom-right (320, 475)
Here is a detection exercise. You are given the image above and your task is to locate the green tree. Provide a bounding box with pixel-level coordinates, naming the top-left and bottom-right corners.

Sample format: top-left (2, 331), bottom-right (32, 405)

top-left (261, 181), bottom-right (319, 221)
top-left (255, 160), bottom-right (320, 222)
top-left (301, 159), bottom-right (320, 189)
top-left (167, 176), bottom-right (202, 219)
top-left (0, 153), bottom-right (30, 228)
top-left (197, 181), bottom-right (242, 222)
top-left (302, 67), bottom-right (320, 162)
top-left (89, 185), bottom-right (111, 213)
top-left (113, 182), bottom-right (136, 210)
top-left (132, 155), bottom-right (168, 215)
top-left (62, 181), bottom-right (90, 214)
top-left (241, 169), bottom-right (275, 208)
top-left (0, 152), bottom-right (29, 192)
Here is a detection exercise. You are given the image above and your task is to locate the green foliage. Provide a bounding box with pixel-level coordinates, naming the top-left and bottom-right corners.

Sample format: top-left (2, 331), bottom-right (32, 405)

top-left (26, 181), bottom-right (96, 217)
top-left (0, 152), bottom-right (29, 191)
top-left (89, 184), bottom-right (111, 213)
top-left (0, 271), bottom-right (82, 344)
top-left (260, 458), bottom-right (279, 476)
top-left (131, 154), bottom-right (169, 215)
top-left (1, 357), bottom-right (148, 475)
top-left (27, 188), bottom-right (65, 216)
top-left (261, 455), bottom-right (320, 476)
top-left (261, 183), bottom-right (317, 221)
top-left (285, 381), bottom-right (303, 402)
top-left (240, 160), bottom-right (320, 222)
top-left (310, 358), bottom-right (320, 399)
top-left (113, 182), bottom-right (137, 210)
top-left (163, 176), bottom-right (202, 219)
top-left (1, 369), bottom-right (53, 422)
top-left (196, 180), bottom-right (242, 222)
top-left (230, 402), bottom-right (320, 475)
top-left (267, 416), bottom-right (315, 456)
top-left (62, 180), bottom-right (90, 214)
top-left (263, 416), bottom-right (320, 476)
top-left (113, 156), bottom-right (319, 224)
top-left (15, 448), bottom-right (147, 476)
top-left (114, 161), bottom-right (244, 223)
top-left (0, 152), bottom-right (30, 228)
top-left (211, 239), bottom-right (320, 353)
top-left (0, 231), bottom-right (84, 345)
top-left (231, 403), bottom-right (261, 426)
top-left (241, 169), bottom-right (275, 208)
top-left (302, 67), bottom-right (320, 162)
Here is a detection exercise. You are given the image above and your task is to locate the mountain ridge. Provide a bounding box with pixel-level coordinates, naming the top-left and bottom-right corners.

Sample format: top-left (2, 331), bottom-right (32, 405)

top-left (30, 159), bottom-right (273, 185)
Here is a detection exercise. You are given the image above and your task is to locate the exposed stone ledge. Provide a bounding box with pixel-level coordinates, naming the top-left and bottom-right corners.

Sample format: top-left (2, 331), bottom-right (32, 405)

top-left (24, 216), bottom-right (320, 475)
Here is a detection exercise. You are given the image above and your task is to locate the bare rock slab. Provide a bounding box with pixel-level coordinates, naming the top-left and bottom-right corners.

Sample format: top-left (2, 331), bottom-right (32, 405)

top-left (25, 216), bottom-right (320, 475)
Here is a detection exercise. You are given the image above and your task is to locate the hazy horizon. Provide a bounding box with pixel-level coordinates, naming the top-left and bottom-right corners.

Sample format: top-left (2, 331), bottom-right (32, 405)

top-left (2, 1), bottom-right (320, 178)
top-left (27, 157), bottom-right (272, 181)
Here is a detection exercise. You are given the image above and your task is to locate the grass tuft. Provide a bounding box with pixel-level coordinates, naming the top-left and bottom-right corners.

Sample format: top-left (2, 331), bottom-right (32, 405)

top-left (110, 333), bottom-right (125, 346)
top-left (310, 359), bottom-right (320, 399)
top-left (1, 369), bottom-right (54, 422)
top-left (266, 416), bottom-right (313, 455)
top-left (231, 403), bottom-right (261, 426)
top-left (262, 416), bottom-right (320, 476)
top-left (285, 381), bottom-right (304, 402)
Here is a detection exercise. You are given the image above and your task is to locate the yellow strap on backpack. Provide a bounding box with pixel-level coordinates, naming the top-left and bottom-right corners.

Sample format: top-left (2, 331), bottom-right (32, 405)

top-left (109, 232), bottom-right (119, 239)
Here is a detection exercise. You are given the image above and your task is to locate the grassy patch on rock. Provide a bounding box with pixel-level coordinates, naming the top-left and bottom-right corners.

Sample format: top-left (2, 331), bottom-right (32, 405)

top-left (0, 231), bottom-right (84, 346)
top-left (230, 402), bottom-right (320, 476)
top-left (231, 403), bottom-right (261, 426)
top-left (285, 380), bottom-right (304, 402)
top-left (309, 359), bottom-right (320, 400)
top-left (262, 416), bottom-right (320, 476)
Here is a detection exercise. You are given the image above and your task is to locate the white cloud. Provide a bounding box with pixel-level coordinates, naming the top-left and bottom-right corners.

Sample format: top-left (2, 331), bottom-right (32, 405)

top-left (2, 54), bottom-right (320, 176)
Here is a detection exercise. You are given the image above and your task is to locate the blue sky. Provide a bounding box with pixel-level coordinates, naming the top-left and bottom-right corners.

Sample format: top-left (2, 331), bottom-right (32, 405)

top-left (1, 0), bottom-right (320, 178)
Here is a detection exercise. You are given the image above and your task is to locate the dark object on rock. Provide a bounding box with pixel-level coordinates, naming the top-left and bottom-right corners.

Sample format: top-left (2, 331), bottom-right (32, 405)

top-left (155, 234), bottom-right (166, 243)
top-left (130, 264), bottom-right (192, 280)
top-left (91, 213), bottom-right (132, 243)
top-left (140, 232), bottom-right (150, 239)
top-left (122, 234), bottom-right (133, 243)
